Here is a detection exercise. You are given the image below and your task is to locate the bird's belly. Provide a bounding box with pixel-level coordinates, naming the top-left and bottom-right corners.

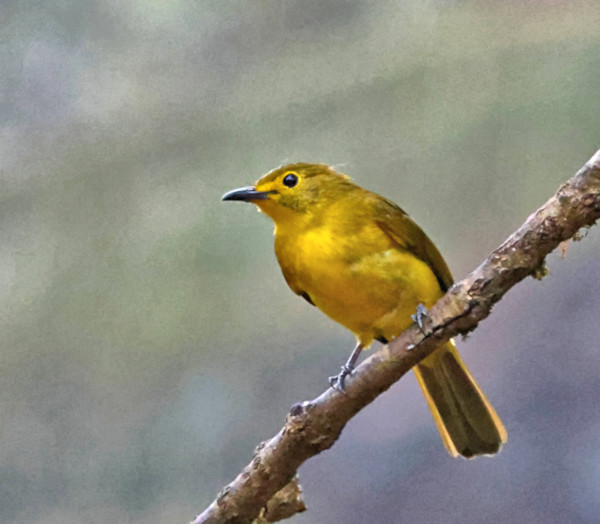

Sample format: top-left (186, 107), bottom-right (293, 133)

top-left (293, 247), bottom-right (444, 346)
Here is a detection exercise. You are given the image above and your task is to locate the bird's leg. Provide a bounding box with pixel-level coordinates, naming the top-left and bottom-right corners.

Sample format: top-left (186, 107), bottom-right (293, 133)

top-left (329, 342), bottom-right (363, 393)
top-left (411, 303), bottom-right (432, 336)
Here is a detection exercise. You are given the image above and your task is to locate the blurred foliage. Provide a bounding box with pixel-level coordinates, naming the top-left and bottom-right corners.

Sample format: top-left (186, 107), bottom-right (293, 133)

top-left (1, 1), bottom-right (600, 523)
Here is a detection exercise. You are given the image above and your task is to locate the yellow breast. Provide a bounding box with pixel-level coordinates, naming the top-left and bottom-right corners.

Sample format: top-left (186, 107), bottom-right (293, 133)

top-left (274, 216), bottom-right (443, 346)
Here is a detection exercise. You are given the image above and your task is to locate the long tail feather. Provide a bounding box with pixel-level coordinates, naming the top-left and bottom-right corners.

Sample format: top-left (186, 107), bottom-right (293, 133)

top-left (414, 341), bottom-right (507, 458)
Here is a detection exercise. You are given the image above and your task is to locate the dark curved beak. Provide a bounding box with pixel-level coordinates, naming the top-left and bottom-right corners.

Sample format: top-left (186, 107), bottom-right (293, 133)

top-left (222, 186), bottom-right (275, 202)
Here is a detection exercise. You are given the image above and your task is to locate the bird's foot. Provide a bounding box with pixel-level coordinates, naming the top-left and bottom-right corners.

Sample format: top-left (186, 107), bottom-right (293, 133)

top-left (411, 303), bottom-right (431, 336)
top-left (328, 364), bottom-right (354, 394)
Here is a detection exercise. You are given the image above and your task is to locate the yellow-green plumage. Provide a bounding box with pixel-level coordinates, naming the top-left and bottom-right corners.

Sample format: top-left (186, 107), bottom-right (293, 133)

top-left (224, 163), bottom-right (506, 458)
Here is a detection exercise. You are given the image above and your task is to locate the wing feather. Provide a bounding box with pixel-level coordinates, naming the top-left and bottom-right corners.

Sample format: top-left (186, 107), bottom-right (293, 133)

top-left (371, 196), bottom-right (454, 291)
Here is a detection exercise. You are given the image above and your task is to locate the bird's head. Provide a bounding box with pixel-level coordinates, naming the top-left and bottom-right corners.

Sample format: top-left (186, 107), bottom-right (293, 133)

top-left (222, 163), bottom-right (353, 223)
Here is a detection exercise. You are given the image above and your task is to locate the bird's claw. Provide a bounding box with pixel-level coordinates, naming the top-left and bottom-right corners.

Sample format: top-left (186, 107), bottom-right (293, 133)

top-left (328, 364), bottom-right (354, 393)
top-left (411, 303), bottom-right (431, 336)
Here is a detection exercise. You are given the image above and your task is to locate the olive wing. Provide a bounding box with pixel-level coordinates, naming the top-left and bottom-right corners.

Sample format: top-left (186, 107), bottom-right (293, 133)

top-left (372, 196), bottom-right (454, 292)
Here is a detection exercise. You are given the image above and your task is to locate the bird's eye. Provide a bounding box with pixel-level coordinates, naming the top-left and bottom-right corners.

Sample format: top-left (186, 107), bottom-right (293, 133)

top-left (282, 173), bottom-right (298, 188)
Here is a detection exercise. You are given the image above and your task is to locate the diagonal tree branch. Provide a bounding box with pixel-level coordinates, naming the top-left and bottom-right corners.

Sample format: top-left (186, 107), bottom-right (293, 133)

top-left (193, 149), bottom-right (600, 524)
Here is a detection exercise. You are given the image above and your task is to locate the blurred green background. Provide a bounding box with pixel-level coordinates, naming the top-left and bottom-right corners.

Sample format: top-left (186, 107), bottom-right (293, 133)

top-left (2, 1), bottom-right (600, 523)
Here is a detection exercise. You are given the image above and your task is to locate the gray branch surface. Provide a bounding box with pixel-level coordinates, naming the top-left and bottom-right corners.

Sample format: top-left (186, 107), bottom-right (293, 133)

top-left (192, 149), bottom-right (600, 524)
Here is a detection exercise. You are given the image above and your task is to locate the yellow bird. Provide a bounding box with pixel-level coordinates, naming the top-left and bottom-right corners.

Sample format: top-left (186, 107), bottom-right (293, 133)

top-left (223, 163), bottom-right (506, 458)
